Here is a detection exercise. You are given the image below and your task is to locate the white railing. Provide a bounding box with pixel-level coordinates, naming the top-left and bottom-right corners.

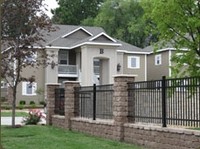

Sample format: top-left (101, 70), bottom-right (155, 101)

top-left (58, 64), bottom-right (78, 76)
top-left (94, 66), bottom-right (100, 75)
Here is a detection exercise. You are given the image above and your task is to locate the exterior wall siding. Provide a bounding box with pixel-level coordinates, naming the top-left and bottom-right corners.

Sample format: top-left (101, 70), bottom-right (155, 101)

top-left (147, 51), bottom-right (170, 80)
top-left (16, 64), bottom-right (45, 105)
top-left (16, 51), bottom-right (46, 105)
top-left (117, 52), bottom-right (124, 74)
top-left (123, 53), bottom-right (146, 81)
top-left (80, 45), bottom-right (118, 86)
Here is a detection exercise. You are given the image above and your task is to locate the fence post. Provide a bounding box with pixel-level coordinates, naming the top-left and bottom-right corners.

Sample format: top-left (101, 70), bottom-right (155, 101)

top-left (93, 84), bottom-right (96, 120)
top-left (64, 81), bottom-right (80, 130)
top-left (46, 83), bottom-right (61, 125)
top-left (162, 76), bottom-right (167, 127)
top-left (113, 75), bottom-right (135, 141)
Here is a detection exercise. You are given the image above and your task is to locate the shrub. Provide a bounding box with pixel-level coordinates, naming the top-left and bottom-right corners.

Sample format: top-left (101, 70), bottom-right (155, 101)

top-left (29, 101), bottom-right (36, 108)
top-left (18, 104), bottom-right (24, 110)
top-left (39, 101), bottom-right (46, 105)
top-left (19, 100), bottom-right (26, 105)
top-left (22, 109), bottom-right (45, 125)
top-left (29, 101), bottom-right (35, 105)
top-left (5, 105), bottom-right (11, 110)
top-left (1, 97), bottom-right (7, 102)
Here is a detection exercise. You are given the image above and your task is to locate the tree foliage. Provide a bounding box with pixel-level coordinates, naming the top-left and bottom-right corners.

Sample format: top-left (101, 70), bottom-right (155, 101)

top-left (1, 0), bottom-right (54, 127)
top-left (85, 0), bottom-right (148, 48)
top-left (142, 0), bottom-right (200, 77)
top-left (52, 0), bottom-right (104, 25)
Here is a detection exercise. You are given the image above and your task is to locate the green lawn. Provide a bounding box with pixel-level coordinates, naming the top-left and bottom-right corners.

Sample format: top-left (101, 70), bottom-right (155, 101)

top-left (2, 125), bottom-right (144, 149)
top-left (1, 111), bottom-right (28, 117)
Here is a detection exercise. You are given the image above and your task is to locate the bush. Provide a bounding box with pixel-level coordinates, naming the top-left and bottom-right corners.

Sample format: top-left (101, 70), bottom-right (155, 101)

top-left (29, 101), bottom-right (36, 108)
top-left (29, 101), bottom-right (35, 105)
top-left (18, 104), bottom-right (24, 110)
top-left (19, 100), bottom-right (26, 105)
top-left (39, 101), bottom-right (46, 106)
top-left (22, 109), bottom-right (45, 125)
top-left (1, 97), bottom-right (7, 102)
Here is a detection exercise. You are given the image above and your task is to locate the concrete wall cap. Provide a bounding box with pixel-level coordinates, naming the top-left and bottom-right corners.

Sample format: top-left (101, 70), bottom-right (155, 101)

top-left (63, 81), bottom-right (80, 84)
top-left (113, 74), bottom-right (138, 78)
top-left (46, 83), bottom-right (61, 86)
top-left (52, 115), bottom-right (65, 119)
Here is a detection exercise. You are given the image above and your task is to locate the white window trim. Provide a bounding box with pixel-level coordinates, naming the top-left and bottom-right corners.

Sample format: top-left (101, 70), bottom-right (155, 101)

top-left (155, 54), bottom-right (162, 65)
top-left (128, 56), bottom-right (140, 69)
top-left (22, 82), bottom-right (37, 96)
top-left (25, 52), bottom-right (37, 63)
top-left (1, 81), bottom-right (7, 88)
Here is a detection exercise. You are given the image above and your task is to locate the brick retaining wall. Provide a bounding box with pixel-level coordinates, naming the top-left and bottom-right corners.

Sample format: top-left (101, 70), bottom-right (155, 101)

top-left (70, 118), bottom-right (115, 139)
top-left (52, 115), bottom-right (65, 129)
top-left (124, 123), bottom-right (200, 149)
top-left (51, 116), bottom-right (200, 149)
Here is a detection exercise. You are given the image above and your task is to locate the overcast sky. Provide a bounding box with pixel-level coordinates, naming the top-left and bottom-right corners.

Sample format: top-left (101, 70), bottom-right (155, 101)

top-left (43, 0), bottom-right (59, 18)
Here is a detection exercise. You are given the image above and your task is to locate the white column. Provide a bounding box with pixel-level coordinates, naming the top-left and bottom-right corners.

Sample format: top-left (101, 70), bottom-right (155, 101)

top-left (45, 48), bottom-right (59, 84)
top-left (81, 46), bottom-right (94, 86)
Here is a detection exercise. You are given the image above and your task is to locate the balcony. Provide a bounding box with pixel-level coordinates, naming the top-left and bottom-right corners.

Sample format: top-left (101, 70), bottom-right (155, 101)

top-left (94, 66), bottom-right (100, 75)
top-left (58, 64), bottom-right (78, 77)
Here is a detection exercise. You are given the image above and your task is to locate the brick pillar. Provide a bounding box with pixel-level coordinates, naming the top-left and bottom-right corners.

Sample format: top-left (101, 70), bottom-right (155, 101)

top-left (113, 75), bottom-right (135, 141)
top-left (64, 81), bottom-right (80, 130)
top-left (46, 84), bottom-right (60, 125)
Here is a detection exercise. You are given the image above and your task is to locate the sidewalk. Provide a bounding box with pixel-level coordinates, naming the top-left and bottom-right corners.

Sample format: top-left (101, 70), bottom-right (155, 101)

top-left (1, 117), bottom-right (24, 125)
top-left (1, 109), bottom-right (46, 125)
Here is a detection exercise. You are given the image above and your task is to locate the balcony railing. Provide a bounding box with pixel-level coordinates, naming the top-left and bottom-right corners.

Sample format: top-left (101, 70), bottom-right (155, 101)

top-left (94, 66), bottom-right (100, 75)
top-left (58, 64), bottom-right (78, 77)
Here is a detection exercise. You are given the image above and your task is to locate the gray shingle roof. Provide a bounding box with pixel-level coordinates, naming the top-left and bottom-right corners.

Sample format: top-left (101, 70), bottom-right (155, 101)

top-left (42, 24), bottom-right (107, 47)
top-left (40, 24), bottom-right (146, 54)
top-left (117, 40), bottom-right (147, 53)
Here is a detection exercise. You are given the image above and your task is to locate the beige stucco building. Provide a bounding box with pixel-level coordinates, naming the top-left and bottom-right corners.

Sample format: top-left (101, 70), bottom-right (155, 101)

top-left (2, 25), bottom-right (177, 104)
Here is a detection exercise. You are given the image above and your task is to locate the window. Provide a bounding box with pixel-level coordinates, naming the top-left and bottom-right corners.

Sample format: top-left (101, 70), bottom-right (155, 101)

top-left (25, 53), bottom-right (37, 64)
top-left (58, 50), bottom-right (68, 64)
top-left (128, 56), bottom-right (140, 69)
top-left (22, 82), bottom-right (37, 96)
top-left (1, 81), bottom-right (7, 88)
top-left (155, 54), bottom-right (162, 65)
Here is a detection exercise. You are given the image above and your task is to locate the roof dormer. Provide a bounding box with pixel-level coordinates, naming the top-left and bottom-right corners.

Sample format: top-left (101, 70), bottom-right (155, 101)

top-left (61, 27), bottom-right (93, 39)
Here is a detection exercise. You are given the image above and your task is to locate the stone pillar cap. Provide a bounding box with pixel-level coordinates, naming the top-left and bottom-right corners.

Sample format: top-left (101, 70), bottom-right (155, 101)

top-left (113, 74), bottom-right (138, 78)
top-left (45, 83), bottom-right (61, 86)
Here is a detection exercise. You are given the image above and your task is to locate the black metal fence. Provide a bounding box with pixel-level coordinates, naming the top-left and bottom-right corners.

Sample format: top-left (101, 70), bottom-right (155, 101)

top-left (75, 84), bottom-right (113, 120)
top-left (128, 76), bottom-right (200, 127)
top-left (54, 88), bottom-right (65, 115)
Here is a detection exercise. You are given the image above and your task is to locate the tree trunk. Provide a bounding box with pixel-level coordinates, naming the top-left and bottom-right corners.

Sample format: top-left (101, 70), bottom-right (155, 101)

top-left (11, 87), bottom-right (17, 127)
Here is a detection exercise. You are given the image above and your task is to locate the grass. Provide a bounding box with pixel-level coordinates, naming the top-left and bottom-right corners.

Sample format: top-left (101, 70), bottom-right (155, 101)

top-left (189, 128), bottom-right (200, 131)
top-left (1, 111), bottom-right (28, 117)
top-left (2, 125), bottom-right (144, 149)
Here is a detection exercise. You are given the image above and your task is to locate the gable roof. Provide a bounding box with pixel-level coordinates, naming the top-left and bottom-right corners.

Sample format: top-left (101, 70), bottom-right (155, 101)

top-left (89, 32), bottom-right (117, 42)
top-left (61, 26), bottom-right (93, 38)
top-left (42, 24), bottom-right (121, 49)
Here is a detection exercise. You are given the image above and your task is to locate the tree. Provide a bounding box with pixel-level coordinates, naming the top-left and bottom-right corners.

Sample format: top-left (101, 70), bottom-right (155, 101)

top-left (1, 0), bottom-right (54, 127)
top-left (85, 0), bottom-right (148, 48)
top-left (51, 0), bottom-right (104, 25)
top-left (141, 0), bottom-right (200, 77)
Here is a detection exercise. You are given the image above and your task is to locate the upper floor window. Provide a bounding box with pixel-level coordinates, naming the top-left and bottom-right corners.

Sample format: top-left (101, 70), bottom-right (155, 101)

top-left (22, 82), bottom-right (37, 96)
top-left (25, 53), bottom-right (37, 64)
top-left (58, 50), bottom-right (68, 64)
top-left (1, 81), bottom-right (7, 88)
top-left (128, 56), bottom-right (140, 69)
top-left (155, 54), bottom-right (162, 65)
